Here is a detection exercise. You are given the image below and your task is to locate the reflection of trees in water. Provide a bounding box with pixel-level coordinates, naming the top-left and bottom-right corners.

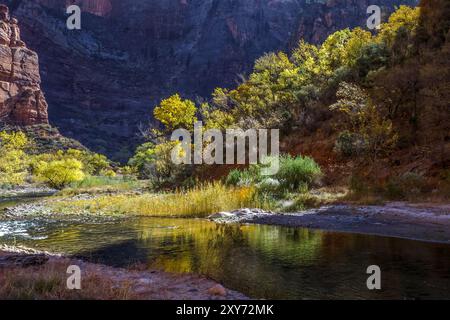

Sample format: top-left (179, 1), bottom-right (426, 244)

top-left (141, 220), bottom-right (248, 275)
top-left (244, 226), bottom-right (324, 265)
top-left (136, 220), bottom-right (328, 298)
top-left (31, 218), bottom-right (141, 257)
top-left (21, 217), bottom-right (450, 299)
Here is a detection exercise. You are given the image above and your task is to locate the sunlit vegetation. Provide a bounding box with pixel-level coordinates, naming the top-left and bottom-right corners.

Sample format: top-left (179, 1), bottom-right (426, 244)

top-left (50, 182), bottom-right (273, 218)
top-left (52, 183), bottom-right (270, 217)
top-left (2, 3), bottom-right (448, 209)
top-left (0, 131), bottom-right (30, 186)
top-left (226, 155), bottom-right (322, 199)
top-left (126, 3), bottom-right (448, 202)
top-left (58, 176), bottom-right (142, 197)
top-left (33, 158), bottom-right (85, 190)
top-left (0, 130), bottom-right (117, 190)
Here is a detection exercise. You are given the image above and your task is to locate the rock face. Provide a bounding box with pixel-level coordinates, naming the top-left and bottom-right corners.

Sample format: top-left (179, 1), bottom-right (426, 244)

top-left (0, 0), bottom-right (417, 160)
top-left (0, 5), bottom-right (48, 126)
top-left (38, 0), bottom-right (112, 16)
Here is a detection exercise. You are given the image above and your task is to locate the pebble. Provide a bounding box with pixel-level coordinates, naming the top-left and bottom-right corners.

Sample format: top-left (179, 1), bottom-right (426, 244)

top-left (208, 284), bottom-right (227, 296)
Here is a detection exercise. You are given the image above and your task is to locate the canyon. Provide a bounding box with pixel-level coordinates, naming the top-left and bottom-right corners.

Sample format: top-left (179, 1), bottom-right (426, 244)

top-left (0, 0), bottom-right (417, 160)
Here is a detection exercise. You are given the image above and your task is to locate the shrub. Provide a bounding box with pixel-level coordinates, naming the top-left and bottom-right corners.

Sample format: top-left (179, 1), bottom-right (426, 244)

top-left (225, 155), bottom-right (321, 194)
top-left (334, 131), bottom-right (367, 157)
top-left (349, 173), bottom-right (370, 196)
top-left (0, 131), bottom-right (30, 186)
top-left (71, 175), bottom-right (136, 189)
top-left (256, 178), bottom-right (281, 195)
top-left (225, 165), bottom-right (262, 187)
top-left (225, 169), bottom-right (242, 186)
top-left (34, 158), bottom-right (85, 189)
top-left (128, 141), bottom-right (187, 186)
top-left (64, 149), bottom-right (110, 175)
top-left (99, 169), bottom-right (116, 177)
top-left (32, 149), bottom-right (111, 176)
top-left (275, 155), bottom-right (322, 191)
top-left (385, 172), bottom-right (426, 199)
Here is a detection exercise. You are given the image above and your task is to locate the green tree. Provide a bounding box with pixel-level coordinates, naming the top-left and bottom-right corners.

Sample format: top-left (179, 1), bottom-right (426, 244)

top-left (128, 142), bottom-right (157, 178)
top-left (318, 29), bottom-right (353, 75)
top-left (344, 28), bottom-right (374, 67)
top-left (129, 141), bottom-right (186, 185)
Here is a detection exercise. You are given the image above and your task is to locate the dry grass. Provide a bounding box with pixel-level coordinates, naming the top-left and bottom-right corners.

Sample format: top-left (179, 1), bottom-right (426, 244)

top-left (51, 182), bottom-right (273, 218)
top-left (281, 187), bottom-right (349, 212)
top-left (58, 177), bottom-right (144, 197)
top-left (0, 259), bottom-right (137, 300)
top-left (0, 249), bottom-right (247, 300)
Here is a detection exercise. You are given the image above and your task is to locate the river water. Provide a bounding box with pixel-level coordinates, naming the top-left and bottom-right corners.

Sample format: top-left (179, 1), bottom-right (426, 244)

top-left (1, 213), bottom-right (449, 299)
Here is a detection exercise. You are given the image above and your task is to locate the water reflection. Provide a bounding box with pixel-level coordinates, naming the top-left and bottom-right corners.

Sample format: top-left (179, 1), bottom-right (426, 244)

top-left (1, 216), bottom-right (449, 299)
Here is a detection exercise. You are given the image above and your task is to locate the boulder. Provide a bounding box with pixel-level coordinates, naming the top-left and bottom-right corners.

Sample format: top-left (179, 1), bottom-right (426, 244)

top-left (209, 208), bottom-right (274, 224)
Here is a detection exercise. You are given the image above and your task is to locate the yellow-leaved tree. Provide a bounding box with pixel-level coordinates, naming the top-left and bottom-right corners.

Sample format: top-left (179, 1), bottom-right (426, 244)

top-left (153, 94), bottom-right (198, 133)
top-left (0, 131), bottom-right (30, 186)
top-left (34, 158), bottom-right (85, 189)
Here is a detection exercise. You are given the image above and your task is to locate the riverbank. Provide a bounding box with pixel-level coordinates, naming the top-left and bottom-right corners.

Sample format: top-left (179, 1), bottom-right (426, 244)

top-left (222, 202), bottom-right (450, 243)
top-left (0, 185), bottom-right (57, 199)
top-left (0, 246), bottom-right (247, 300)
top-left (3, 190), bottom-right (450, 244)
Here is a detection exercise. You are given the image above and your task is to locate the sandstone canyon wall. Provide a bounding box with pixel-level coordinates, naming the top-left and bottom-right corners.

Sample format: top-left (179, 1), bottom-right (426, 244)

top-left (0, 0), bottom-right (417, 160)
top-left (0, 4), bottom-right (48, 126)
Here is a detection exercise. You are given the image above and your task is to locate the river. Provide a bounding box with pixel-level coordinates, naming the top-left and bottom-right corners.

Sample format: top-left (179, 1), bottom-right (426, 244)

top-left (1, 211), bottom-right (449, 299)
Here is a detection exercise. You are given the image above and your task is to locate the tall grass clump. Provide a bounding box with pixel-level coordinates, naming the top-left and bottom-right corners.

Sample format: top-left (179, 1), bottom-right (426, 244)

top-left (51, 182), bottom-right (272, 218)
top-left (276, 155), bottom-right (322, 191)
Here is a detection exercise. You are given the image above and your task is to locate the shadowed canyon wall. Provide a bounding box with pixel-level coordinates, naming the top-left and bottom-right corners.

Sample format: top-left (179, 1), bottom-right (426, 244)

top-left (0, 0), bottom-right (417, 160)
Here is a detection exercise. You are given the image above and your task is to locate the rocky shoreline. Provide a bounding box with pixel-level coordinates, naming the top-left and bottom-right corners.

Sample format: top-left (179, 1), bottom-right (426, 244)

top-left (4, 193), bottom-right (450, 243)
top-left (1, 194), bottom-right (449, 300)
top-left (0, 186), bottom-right (57, 199)
top-left (209, 203), bottom-right (450, 244)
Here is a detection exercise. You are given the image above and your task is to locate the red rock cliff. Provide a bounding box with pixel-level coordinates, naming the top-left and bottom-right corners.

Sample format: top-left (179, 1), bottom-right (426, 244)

top-left (0, 4), bottom-right (48, 126)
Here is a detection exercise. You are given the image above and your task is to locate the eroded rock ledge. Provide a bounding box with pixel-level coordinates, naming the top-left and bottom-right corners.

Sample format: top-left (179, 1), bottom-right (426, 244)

top-left (0, 4), bottom-right (48, 126)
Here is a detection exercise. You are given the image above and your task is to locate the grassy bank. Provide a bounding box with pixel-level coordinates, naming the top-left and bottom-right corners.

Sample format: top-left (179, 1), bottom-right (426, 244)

top-left (0, 258), bottom-right (136, 300)
top-left (0, 250), bottom-right (245, 300)
top-left (58, 176), bottom-right (143, 196)
top-left (51, 182), bottom-right (273, 218)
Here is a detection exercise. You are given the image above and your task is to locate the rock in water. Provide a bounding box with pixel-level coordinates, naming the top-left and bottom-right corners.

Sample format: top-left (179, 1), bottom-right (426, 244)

top-left (209, 209), bottom-right (274, 224)
top-left (0, 4), bottom-right (49, 126)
